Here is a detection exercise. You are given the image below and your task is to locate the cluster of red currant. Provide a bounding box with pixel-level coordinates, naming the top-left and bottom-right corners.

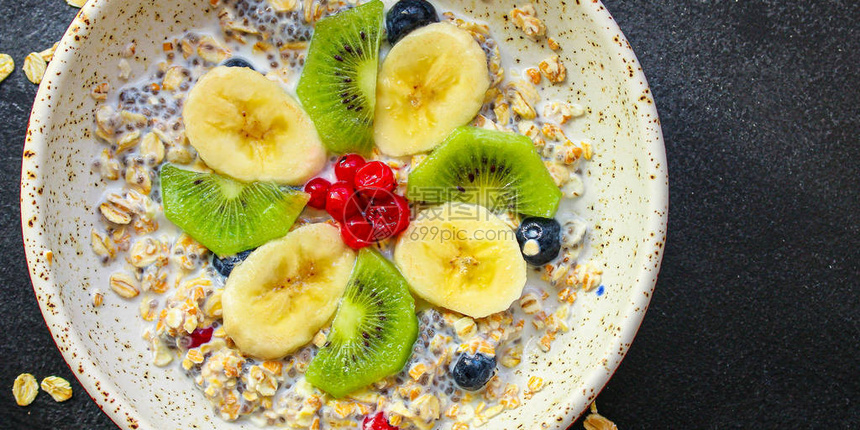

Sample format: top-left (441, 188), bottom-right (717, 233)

top-left (362, 412), bottom-right (398, 430)
top-left (304, 154), bottom-right (411, 249)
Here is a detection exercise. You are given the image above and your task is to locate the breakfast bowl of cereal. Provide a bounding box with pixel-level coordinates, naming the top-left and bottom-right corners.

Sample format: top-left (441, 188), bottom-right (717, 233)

top-left (21, 0), bottom-right (667, 428)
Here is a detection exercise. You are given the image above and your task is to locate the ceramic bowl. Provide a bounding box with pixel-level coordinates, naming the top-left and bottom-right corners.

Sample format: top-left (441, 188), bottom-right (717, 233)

top-left (21, 0), bottom-right (667, 428)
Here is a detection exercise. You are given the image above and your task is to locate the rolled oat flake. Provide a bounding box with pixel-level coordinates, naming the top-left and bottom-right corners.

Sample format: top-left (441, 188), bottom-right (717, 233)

top-left (0, 53), bottom-right (14, 83)
top-left (41, 376), bottom-right (73, 402)
top-left (12, 373), bottom-right (39, 406)
top-left (23, 52), bottom-right (47, 84)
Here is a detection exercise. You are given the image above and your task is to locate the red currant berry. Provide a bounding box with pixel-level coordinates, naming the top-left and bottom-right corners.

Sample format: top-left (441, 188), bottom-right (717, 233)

top-left (325, 181), bottom-right (358, 222)
top-left (366, 193), bottom-right (410, 240)
top-left (354, 161), bottom-right (396, 199)
top-left (345, 189), bottom-right (373, 216)
top-left (362, 412), bottom-right (398, 430)
top-left (390, 194), bottom-right (411, 235)
top-left (303, 178), bottom-right (331, 210)
top-left (186, 326), bottom-right (214, 348)
top-left (334, 153), bottom-right (366, 186)
top-left (341, 215), bottom-right (374, 250)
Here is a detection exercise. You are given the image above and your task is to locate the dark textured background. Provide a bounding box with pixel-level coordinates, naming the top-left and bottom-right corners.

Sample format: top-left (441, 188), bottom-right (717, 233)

top-left (1, 0), bottom-right (858, 428)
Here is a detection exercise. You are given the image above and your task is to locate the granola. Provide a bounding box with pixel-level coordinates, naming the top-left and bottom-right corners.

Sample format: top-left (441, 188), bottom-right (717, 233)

top-left (583, 403), bottom-right (619, 430)
top-left (510, 4), bottom-right (546, 40)
top-left (539, 54), bottom-right (567, 84)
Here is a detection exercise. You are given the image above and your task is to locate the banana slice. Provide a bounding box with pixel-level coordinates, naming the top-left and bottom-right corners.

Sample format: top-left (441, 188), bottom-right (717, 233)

top-left (374, 22), bottom-right (490, 156)
top-left (222, 223), bottom-right (356, 360)
top-left (183, 66), bottom-right (326, 185)
top-left (394, 202), bottom-right (526, 318)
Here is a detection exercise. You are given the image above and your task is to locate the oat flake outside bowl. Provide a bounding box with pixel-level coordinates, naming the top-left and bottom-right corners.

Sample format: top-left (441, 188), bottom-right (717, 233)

top-left (20, 0), bottom-right (668, 428)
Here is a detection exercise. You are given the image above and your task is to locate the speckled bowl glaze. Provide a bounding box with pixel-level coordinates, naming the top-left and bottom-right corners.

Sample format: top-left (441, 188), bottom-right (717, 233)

top-left (21, 0), bottom-right (667, 428)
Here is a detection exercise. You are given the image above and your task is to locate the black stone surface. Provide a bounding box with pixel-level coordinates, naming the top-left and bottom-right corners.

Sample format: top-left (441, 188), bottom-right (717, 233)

top-left (0, 0), bottom-right (857, 428)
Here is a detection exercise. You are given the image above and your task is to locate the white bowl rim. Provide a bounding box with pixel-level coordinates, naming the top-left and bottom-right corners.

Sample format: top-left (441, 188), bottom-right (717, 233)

top-left (20, 1), bottom-right (668, 428)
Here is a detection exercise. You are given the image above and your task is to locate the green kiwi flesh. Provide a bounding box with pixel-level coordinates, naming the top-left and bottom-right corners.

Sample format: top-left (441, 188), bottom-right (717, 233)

top-left (306, 248), bottom-right (418, 398)
top-left (407, 126), bottom-right (562, 217)
top-left (160, 164), bottom-right (309, 256)
top-left (297, 0), bottom-right (383, 155)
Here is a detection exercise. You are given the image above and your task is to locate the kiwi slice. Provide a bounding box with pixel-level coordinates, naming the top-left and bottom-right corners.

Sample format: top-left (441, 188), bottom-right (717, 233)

top-left (306, 248), bottom-right (418, 398)
top-left (160, 164), bottom-right (309, 256)
top-left (407, 126), bottom-right (563, 218)
top-left (297, 0), bottom-right (384, 155)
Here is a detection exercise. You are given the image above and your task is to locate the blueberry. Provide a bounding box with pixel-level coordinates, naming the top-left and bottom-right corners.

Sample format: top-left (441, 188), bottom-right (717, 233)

top-left (221, 58), bottom-right (255, 70)
top-left (385, 0), bottom-right (439, 45)
top-left (451, 352), bottom-right (496, 391)
top-left (212, 249), bottom-right (254, 277)
top-left (515, 217), bottom-right (562, 266)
